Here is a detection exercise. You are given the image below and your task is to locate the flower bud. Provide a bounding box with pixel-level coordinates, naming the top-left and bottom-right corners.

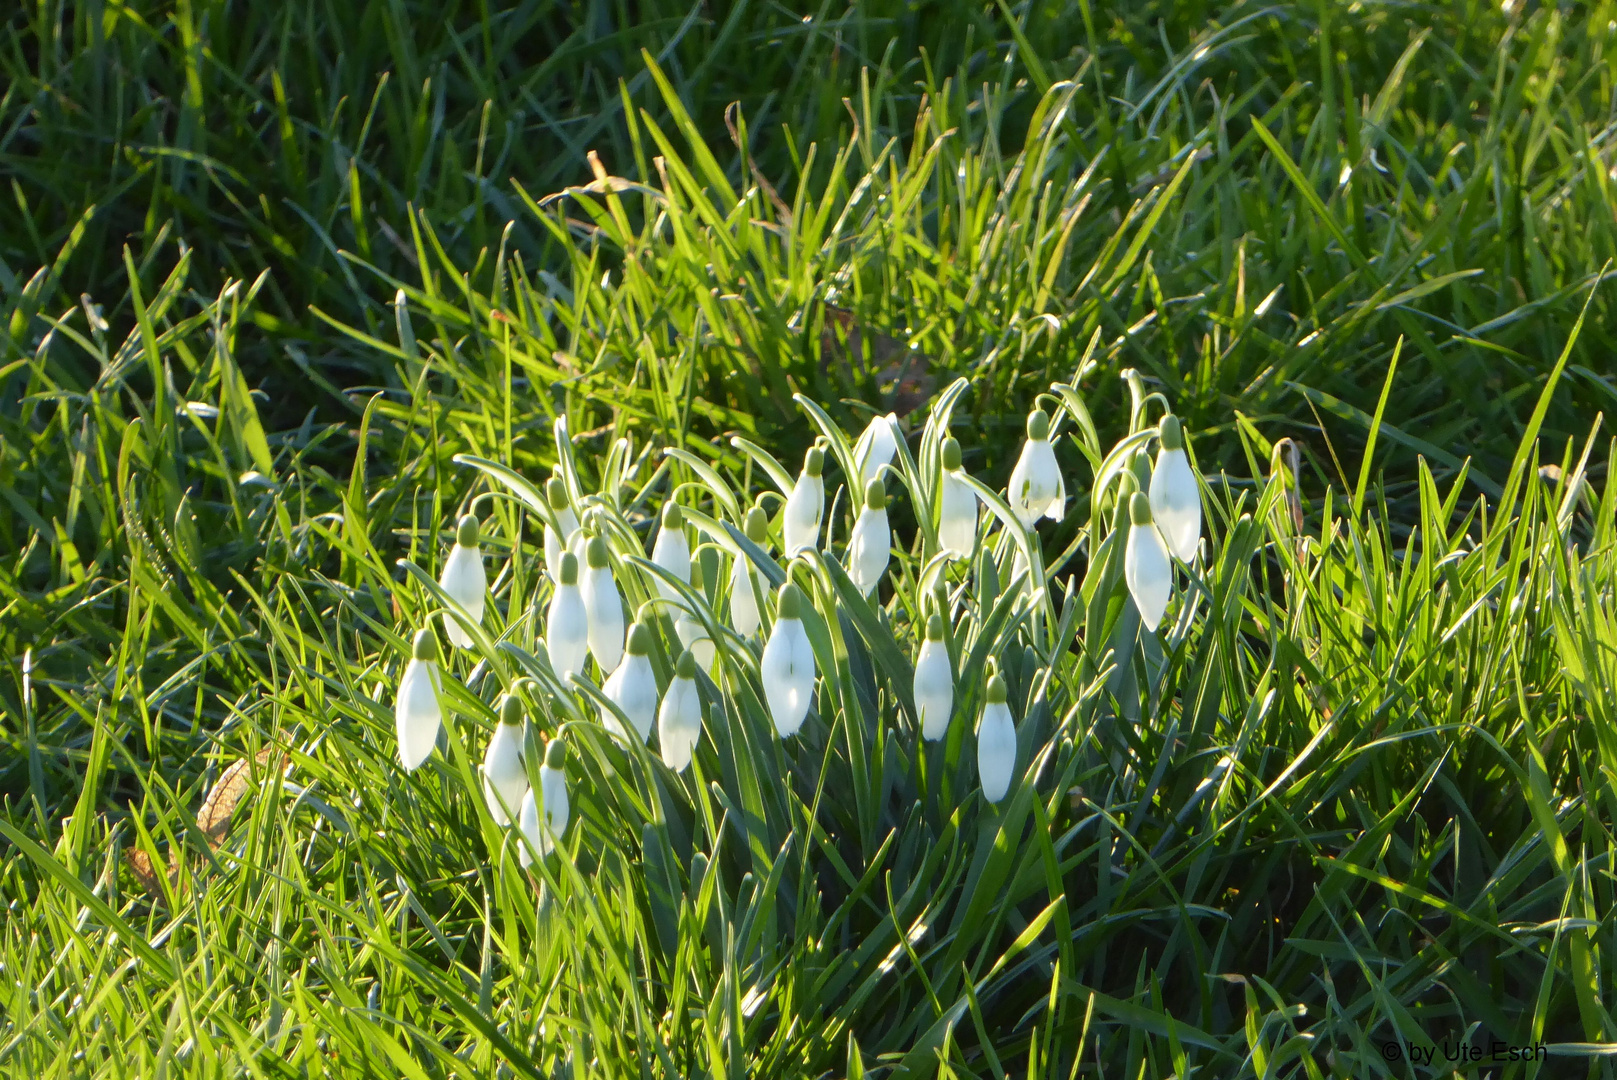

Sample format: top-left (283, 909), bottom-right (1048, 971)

top-left (761, 583), bottom-right (816, 737)
top-left (543, 478), bottom-right (580, 584)
top-left (482, 693), bottom-right (528, 826)
top-left (658, 648), bottom-right (702, 771)
top-left (600, 621), bottom-right (657, 742)
top-left (1124, 492), bottom-right (1172, 631)
top-left (1008, 410), bottom-right (1065, 526)
top-left (439, 514), bottom-right (487, 649)
top-left (396, 629), bottom-right (444, 772)
top-left (1149, 415), bottom-right (1201, 563)
top-left (848, 482), bottom-right (891, 596)
top-left (977, 674), bottom-right (1016, 803)
top-left (914, 614), bottom-right (954, 740)
top-left (582, 536), bottom-right (625, 673)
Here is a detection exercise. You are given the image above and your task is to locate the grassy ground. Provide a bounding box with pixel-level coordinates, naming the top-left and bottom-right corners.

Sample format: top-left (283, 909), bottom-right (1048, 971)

top-left (5, 0), bottom-right (1617, 1076)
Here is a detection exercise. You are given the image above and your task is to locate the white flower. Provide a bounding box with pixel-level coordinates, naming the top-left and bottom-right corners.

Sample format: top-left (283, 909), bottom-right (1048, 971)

top-left (395, 629), bottom-right (444, 772)
top-left (760, 583), bottom-right (816, 737)
top-left (600, 622), bottom-right (658, 743)
top-left (543, 478), bottom-right (580, 583)
top-left (650, 501), bottom-right (691, 605)
top-left (674, 559), bottom-right (717, 668)
top-left (913, 614), bottom-right (954, 740)
top-left (1149, 415), bottom-right (1201, 564)
top-left (976, 673), bottom-right (1016, 803)
top-left (1008, 409), bottom-right (1065, 526)
top-left (658, 649), bottom-right (703, 771)
top-left (729, 507), bottom-right (771, 637)
top-left (847, 479), bottom-right (891, 597)
top-left (853, 412), bottom-right (899, 489)
top-left (519, 739), bottom-right (570, 866)
top-left (1124, 492), bottom-right (1173, 632)
top-left (439, 515), bottom-right (486, 648)
top-left (546, 551), bottom-right (589, 685)
top-left (783, 446), bottom-right (826, 555)
top-left (482, 693), bottom-right (528, 826)
top-left (582, 536), bottom-right (625, 674)
top-left (937, 436), bottom-right (978, 557)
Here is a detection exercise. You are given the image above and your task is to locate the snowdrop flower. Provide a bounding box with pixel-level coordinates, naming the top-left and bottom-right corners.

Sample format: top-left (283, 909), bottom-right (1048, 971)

top-left (1149, 414), bottom-right (1201, 564)
top-left (761, 582), bottom-right (816, 737)
top-left (847, 478), bottom-right (891, 597)
top-left (976, 672), bottom-right (1016, 803)
top-left (937, 436), bottom-right (978, 557)
top-left (519, 739), bottom-right (569, 866)
top-left (439, 515), bottom-right (486, 648)
top-left (600, 621), bottom-right (658, 743)
top-left (650, 501), bottom-right (691, 604)
top-left (1124, 492), bottom-right (1172, 632)
top-left (853, 412), bottom-right (899, 488)
top-left (395, 629), bottom-right (443, 772)
top-left (582, 536), bottom-right (625, 674)
top-left (784, 446), bottom-right (826, 555)
top-left (543, 478), bottom-right (581, 583)
top-left (482, 693), bottom-right (528, 826)
top-left (913, 614), bottom-right (954, 740)
top-left (658, 648), bottom-right (702, 770)
top-left (546, 551), bottom-right (589, 686)
top-left (1008, 408), bottom-right (1065, 527)
top-left (674, 559), bottom-right (717, 668)
top-left (729, 507), bottom-right (770, 637)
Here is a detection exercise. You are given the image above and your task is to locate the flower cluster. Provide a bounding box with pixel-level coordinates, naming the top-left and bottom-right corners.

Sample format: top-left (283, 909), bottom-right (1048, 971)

top-left (390, 378), bottom-right (1206, 867)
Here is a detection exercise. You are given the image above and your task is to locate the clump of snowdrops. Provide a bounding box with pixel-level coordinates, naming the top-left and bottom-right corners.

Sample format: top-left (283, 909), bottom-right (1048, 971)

top-left (387, 369), bottom-right (1205, 874)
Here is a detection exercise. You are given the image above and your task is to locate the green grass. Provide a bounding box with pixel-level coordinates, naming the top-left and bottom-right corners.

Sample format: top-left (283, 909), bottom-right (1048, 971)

top-left (5, 0), bottom-right (1617, 1075)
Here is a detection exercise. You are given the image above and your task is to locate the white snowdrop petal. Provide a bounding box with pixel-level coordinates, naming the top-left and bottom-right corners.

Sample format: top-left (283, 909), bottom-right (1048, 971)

top-left (848, 508), bottom-right (890, 596)
top-left (651, 526), bottom-right (691, 604)
top-left (518, 788), bottom-right (544, 866)
top-left (938, 471), bottom-right (978, 556)
top-left (784, 475), bottom-right (825, 555)
top-left (1125, 522), bottom-right (1173, 632)
top-left (913, 640), bottom-right (954, 741)
top-left (730, 557), bottom-right (762, 637)
top-left (657, 676), bottom-right (702, 771)
top-left (481, 724), bottom-right (528, 826)
top-left (977, 702), bottom-right (1017, 803)
top-left (540, 763), bottom-right (569, 844)
top-left (544, 509), bottom-right (580, 582)
top-left (762, 619), bottom-right (814, 737)
top-left (855, 414), bottom-right (899, 488)
top-left (439, 544), bottom-right (486, 648)
top-left (546, 583), bottom-right (589, 685)
top-left (1150, 447), bottom-right (1202, 563)
top-left (583, 565), bottom-right (625, 674)
top-left (601, 653), bottom-right (658, 743)
top-left (674, 613), bottom-right (717, 669)
top-left (395, 659), bottom-right (442, 772)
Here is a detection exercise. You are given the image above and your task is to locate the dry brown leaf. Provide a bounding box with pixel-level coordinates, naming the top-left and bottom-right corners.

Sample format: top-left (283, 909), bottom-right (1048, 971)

top-left (125, 846), bottom-right (171, 897)
top-left (196, 747), bottom-right (280, 849)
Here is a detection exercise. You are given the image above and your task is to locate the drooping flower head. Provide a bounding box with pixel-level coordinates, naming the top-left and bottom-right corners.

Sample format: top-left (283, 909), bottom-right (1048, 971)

top-left (520, 738), bottom-right (570, 866)
top-left (938, 436), bottom-right (979, 558)
top-left (583, 535), bottom-right (625, 674)
top-left (658, 647), bottom-right (702, 771)
top-left (396, 628), bottom-right (444, 772)
top-left (854, 412), bottom-right (899, 489)
top-left (1149, 414), bottom-right (1201, 564)
top-left (543, 477), bottom-right (581, 584)
top-left (976, 670), bottom-right (1016, 803)
top-left (1008, 408), bottom-right (1065, 527)
top-left (784, 446), bottom-right (826, 556)
top-left (761, 582), bottom-right (816, 737)
top-left (729, 506), bottom-right (771, 637)
top-left (848, 477), bottom-right (891, 597)
top-left (650, 501), bottom-right (692, 604)
top-left (914, 613), bottom-right (954, 741)
top-left (482, 692), bottom-right (529, 826)
top-left (1124, 491), bottom-right (1172, 632)
top-left (546, 550), bottom-right (589, 686)
top-left (600, 620), bottom-right (658, 743)
top-left (440, 514), bottom-right (486, 649)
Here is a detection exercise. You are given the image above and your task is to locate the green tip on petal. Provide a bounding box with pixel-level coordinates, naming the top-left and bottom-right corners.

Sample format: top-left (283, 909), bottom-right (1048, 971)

top-left (411, 629), bottom-right (438, 661)
top-left (676, 648), bottom-right (697, 679)
top-left (544, 739), bottom-right (566, 769)
top-left (499, 693), bottom-right (524, 726)
top-left (932, 579), bottom-right (949, 616)
top-left (546, 477), bottom-right (568, 509)
top-left (744, 506), bottom-right (769, 543)
top-left (986, 673), bottom-right (1008, 703)
top-left (456, 514), bottom-right (480, 547)
top-left (1129, 491), bottom-right (1154, 526)
top-left (626, 622), bottom-right (653, 655)
top-left (926, 613), bottom-right (944, 641)
top-left (689, 558), bottom-right (705, 589)
top-left (1026, 409), bottom-right (1050, 441)
top-left (559, 550), bottom-right (579, 585)
top-left (777, 581), bottom-right (803, 619)
top-left (586, 536), bottom-right (610, 569)
top-left (865, 477), bottom-right (887, 510)
top-left (941, 437), bottom-right (962, 471)
top-left (662, 501), bottom-right (684, 529)
top-left (1159, 414), bottom-right (1184, 451)
top-left (805, 446), bottom-right (824, 477)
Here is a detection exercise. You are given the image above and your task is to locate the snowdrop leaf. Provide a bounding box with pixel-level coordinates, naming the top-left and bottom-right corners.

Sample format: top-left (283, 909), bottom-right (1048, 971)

top-left (661, 446), bottom-right (742, 522)
top-left (791, 392), bottom-right (863, 494)
top-left (722, 519), bottom-right (787, 589)
top-left (451, 452), bottom-right (550, 520)
top-left (729, 435), bottom-right (797, 497)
